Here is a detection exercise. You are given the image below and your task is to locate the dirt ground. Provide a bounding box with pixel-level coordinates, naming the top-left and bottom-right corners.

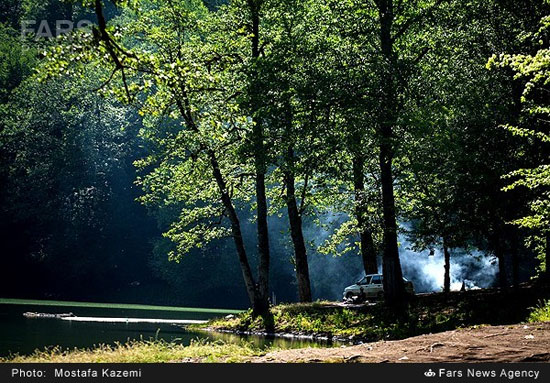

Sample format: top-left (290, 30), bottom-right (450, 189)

top-left (248, 323), bottom-right (550, 363)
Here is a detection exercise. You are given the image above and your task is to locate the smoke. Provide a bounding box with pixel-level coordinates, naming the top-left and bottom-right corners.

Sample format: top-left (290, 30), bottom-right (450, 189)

top-left (247, 209), bottom-right (500, 302)
top-left (298, 214), bottom-right (499, 298)
top-left (397, 235), bottom-right (499, 293)
top-left (303, 212), bottom-right (366, 300)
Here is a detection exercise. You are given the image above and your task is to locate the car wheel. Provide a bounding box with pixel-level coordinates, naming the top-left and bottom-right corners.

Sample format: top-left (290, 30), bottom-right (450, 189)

top-left (345, 292), bottom-right (354, 300)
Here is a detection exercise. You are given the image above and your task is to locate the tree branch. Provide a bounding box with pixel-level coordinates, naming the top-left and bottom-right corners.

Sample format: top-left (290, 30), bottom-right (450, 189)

top-left (392, 0), bottom-right (447, 42)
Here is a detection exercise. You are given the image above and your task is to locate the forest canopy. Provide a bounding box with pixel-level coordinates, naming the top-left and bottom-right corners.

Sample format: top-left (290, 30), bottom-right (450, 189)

top-left (0, 0), bottom-right (549, 311)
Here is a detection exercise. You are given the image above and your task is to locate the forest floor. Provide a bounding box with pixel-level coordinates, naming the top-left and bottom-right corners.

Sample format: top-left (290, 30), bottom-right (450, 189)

top-left (246, 322), bottom-right (550, 363)
top-left (203, 283), bottom-right (550, 345)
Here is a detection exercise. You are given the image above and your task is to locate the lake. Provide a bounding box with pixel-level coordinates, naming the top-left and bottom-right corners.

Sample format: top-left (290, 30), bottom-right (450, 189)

top-left (0, 299), bottom-right (334, 357)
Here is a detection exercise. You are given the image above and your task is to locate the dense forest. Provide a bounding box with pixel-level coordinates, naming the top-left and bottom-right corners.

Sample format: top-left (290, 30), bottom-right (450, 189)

top-left (0, 0), bottom-right (548, 312)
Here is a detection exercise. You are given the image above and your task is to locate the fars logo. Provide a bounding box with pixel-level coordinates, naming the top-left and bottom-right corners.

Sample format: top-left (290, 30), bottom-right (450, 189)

top-left (424, 369), bottom-right (436, 378)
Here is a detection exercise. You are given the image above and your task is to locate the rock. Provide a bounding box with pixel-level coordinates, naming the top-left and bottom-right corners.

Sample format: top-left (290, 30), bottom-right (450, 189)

top-left (345, 355), bottom-right (362, 362)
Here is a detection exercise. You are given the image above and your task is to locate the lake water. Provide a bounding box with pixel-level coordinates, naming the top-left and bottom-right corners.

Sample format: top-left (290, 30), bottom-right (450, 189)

top-left (0, 300), bottom-right (334, 357)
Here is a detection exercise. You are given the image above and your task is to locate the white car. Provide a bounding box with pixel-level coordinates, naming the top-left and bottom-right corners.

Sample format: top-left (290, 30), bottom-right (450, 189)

top-left (343, 274), bottom-right (415, 301)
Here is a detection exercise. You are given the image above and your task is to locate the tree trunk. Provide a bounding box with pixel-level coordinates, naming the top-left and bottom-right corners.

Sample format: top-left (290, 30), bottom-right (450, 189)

top-left (545, 231), bottom-right (550, 279)
top-left (511, 252), bottom-right (519, 288)
top-left (176, 97), bottom-right (262, 310)
top-left (209, 151), bottom-right (258, 306)
top-left (254, 162), bottom-right (270, 314)
top-left (173, 93), bottom-right (262, 310)
top-left (443, 238), bottom-right (451, 293)
top-left (284, 147), bottom-right (312, 302)
top-left (380, 147), bottom-right (405, 305)
top-left (174, 89), bottom-right (265, 313)
top-left (511, 235), bottom-right (519, 288)
top-left (493, 233), bottom-right (507, 289)
top-left (92, 0), bottom-right (270, 314)
top-left (352, 153), bottom-right (377, 275)
top-left (497, 250), bottom-right (507, 289)
top-left (377, 0), bottom-right (405, 305)
top-left (249, 1), bottom-right (270, 316)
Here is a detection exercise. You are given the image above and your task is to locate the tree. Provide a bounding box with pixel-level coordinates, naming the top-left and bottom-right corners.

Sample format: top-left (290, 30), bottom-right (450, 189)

top-left (488, 9), bottom-right (550, 278)
top-left (326, 0), bottom-right (452, 304)
top-left (252, 0), bottom-right (315, 302)
top-left (46, 0), bottom-right (273, 314)
top-left (0, 64), bottom-right (152, 297)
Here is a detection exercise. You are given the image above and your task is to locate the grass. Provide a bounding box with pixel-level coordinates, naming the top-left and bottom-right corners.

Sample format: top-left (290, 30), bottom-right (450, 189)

top-left (206, 285), bottom-right (550, 343)
top-left (0, 298), bottom-right (242, 314)
top-left (4, 285), bottom-right (549, 363)
top-left (206, 301), bottom-right (459, 341)
top-left (528, 300), bottom-right (550, 323)
top-left (1, 339), bottom-right (264, 363)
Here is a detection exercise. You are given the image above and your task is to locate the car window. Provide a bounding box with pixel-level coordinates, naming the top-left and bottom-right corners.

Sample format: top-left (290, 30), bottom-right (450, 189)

top-left (371, 275), bottom-right (381, 284)
top-left (358, 276), bottom-right (372, 285)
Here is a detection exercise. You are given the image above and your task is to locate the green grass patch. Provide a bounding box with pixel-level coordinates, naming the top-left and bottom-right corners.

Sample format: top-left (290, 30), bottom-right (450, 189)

top-left (206, 300), bottom-right (464, 341)
top-left (206, 286), bottom-right (550, 342)
top-left (0, 298), bottom-right (242, 314)
top-left (528, 300), bottom-right (550, 323)
top-left (1, 340), bottom-right (263, 363)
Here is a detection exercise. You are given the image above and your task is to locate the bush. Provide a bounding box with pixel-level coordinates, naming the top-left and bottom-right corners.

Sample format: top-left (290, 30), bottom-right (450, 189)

top-left (528, 300), bottom-right (550, 323)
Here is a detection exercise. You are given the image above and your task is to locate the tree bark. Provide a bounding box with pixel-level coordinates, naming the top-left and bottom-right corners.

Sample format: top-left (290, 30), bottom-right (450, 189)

top-left (176, 95), bottom-right (260, 309)
top-left (511, 235), bottom-right (519, 288)
top-left (443, 238), bottom-right (451, 293)
top-left (249, 0), bottom-right (270, 316)
top-left (545, 231), bottom-right (550, 279)
top-left (177, 96), bottom-right (261, 309)
top-left (284, 147), bottom-right (312, 302)
top-left (377, 0), bottom-right (405, 305)
top-left (209, 151), bottom-right (258, 305)
top-left (493, 232), bottom-right (507, 289)
top-left (352, 153), bottom-right (378, 275)
top-left (92, 0), bottom-right (269, 314)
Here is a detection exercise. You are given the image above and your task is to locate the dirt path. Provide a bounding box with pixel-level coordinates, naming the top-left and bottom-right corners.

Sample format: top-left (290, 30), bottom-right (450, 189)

top-left (249, 323), bottom-right (550, 363)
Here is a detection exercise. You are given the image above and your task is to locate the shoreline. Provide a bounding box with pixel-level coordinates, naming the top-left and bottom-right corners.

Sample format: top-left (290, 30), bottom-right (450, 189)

top-left (197, 326), bottom-right (357, 344)
top-left (4, 322), bottom-right (550, 363)
top-left (0, 298), bottom-right (242, 314)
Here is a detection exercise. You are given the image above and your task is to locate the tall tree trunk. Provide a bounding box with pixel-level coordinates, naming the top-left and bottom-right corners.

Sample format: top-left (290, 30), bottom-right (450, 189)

top-left (177, 95), bottom-right (260, 309)
top-left (511, 252), bottom-right (519, 288)
top-left (443, 238), bottom-right (451, 293)
top-left (284, 147), bottom-right (312, 302)
top-left (176, 95), bottom-right (261, 309)
top-left (511, 235), bottom-right (519, 288)
top-left (249, 0), bottom-right (270, 315)
top-left (377, 0), bottom-right (405, 305)
top-left (209, 151), bottom-right (258, 305)
top-left (92, 0), bottom-right (268, 313)
top-left (545, 231), bottom-right (550, 280)
top-left (493, 232), bottom-right (507, 289)
top-left (496, 249), bottom-right (507, 289)
top-left (352, 153), bottom-right (377, 275)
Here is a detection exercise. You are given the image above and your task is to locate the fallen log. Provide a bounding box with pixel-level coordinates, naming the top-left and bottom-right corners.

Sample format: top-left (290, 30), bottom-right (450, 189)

top-left (23, 312), bottom-right (74, 319)
top-left (60, 316), bottom-right (207, 324)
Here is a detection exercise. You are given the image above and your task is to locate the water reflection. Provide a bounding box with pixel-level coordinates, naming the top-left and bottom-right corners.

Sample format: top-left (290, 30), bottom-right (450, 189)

top-left (0, 304), bottom-right (337, 357)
